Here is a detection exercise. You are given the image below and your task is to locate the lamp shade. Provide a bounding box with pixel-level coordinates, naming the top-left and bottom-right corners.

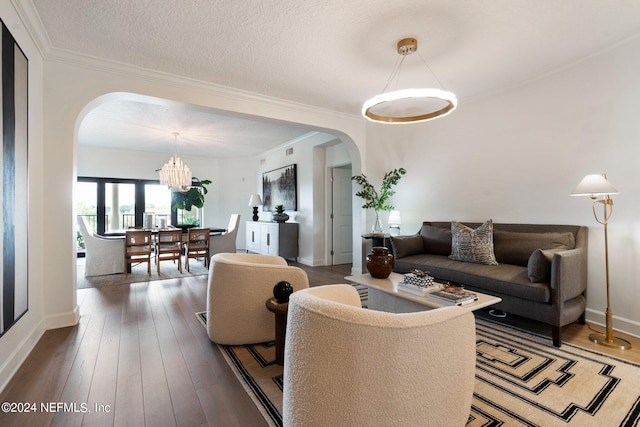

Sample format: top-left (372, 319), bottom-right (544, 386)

top-left (248, 194), bottom-right (263, 206)
top-left (388, 210), bottom-right (402, 226)
top-left (571, 174), bottom-right (619, 197)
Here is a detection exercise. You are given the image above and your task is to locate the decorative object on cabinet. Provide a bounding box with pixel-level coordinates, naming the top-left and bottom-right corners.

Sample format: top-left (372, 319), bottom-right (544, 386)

top-left (352, 168), bottom-right (406, 234)
top-left (272, 204), bottom-right (290, 223)
top-left (262, 164), bottom-right (297, 212)
top-left (572, 173), bottom-right (631, 350)
top-left (248, 194), bottom-right (262, 221)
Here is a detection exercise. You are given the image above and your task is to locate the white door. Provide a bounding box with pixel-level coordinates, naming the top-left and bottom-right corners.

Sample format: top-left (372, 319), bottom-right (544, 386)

top-left (331, 165), bottom-right (353, 265)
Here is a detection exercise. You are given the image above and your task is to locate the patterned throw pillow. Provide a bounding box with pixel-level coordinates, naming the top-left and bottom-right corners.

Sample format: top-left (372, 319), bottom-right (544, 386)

top-left (449, 220), bottom-right (498, 266)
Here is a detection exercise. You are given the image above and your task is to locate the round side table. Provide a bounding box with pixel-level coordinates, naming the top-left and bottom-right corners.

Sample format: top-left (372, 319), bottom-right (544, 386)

top-left (265, 297), bottom-right (288, 365)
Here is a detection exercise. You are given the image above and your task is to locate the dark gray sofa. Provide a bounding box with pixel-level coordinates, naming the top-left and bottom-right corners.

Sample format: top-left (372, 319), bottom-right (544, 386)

top-left (390, 221), bottom-right (588, 347)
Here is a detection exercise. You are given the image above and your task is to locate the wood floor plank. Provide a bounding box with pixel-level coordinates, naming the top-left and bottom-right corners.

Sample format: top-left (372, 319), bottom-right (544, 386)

top-left (146, 281), bottom-right (208, 427)
top-left (135, 282), bottom-right (178, 427)
top-left (113, 284), bottom-right (145, 427)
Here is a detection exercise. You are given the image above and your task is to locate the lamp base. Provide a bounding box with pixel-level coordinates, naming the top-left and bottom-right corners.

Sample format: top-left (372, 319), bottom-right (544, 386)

top-left (589, 332), bottom-right (632, 350)
top-left (252, 206), bottom-right (259, 221)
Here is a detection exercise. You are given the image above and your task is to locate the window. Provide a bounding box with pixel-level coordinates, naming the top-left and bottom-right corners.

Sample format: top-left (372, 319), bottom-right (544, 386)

top-left (76, 177), bottom-right (204, 236)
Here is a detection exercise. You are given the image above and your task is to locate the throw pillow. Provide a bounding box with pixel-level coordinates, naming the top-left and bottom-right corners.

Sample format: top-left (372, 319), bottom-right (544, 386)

top-left (527, 248), bottom-right (564, 283)
top-left (390, 235), bottom-right (425, 258)
top-left (449, 220), bottom-right (498, 266)
top-left (419, 224), bottom-right (452, 255)
top-left (493, 230), bottom-right (575, 266)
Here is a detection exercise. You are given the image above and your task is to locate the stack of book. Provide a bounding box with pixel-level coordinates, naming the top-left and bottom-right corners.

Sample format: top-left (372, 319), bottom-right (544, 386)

top-left (428, 287), bottom-right (478, 306)
top-left (397, 281), bottom-right (441, 296)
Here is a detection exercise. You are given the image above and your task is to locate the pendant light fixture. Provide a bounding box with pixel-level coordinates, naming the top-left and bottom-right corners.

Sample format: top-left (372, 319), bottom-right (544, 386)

top-left (159, 132), bottom-right (192, 193)
top-left (363, 37), bottom-right (457, 124)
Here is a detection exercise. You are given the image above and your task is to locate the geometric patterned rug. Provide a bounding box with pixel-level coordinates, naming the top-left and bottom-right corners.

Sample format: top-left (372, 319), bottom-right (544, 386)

top-left (196, 313), bottom-right (640, 427)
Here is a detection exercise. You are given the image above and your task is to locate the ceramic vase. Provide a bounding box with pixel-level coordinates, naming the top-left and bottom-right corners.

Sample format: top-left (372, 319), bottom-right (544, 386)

top-left (366, 246), bottom-right (394, 279)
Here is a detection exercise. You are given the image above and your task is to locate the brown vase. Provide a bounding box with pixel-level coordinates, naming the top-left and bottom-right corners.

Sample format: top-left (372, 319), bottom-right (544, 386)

top-left (366, 246), bottom-right (394, 279)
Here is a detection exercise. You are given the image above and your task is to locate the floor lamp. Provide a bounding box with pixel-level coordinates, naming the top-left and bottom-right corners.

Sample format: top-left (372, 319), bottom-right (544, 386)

top-left (572, 173), bottom-right (631, 350)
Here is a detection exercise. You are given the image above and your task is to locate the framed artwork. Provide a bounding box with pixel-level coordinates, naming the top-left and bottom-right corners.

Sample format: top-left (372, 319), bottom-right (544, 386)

top-left (262, 164), bottom-right (297, 212)
top-left (1, 21), bottom-right (29, 337)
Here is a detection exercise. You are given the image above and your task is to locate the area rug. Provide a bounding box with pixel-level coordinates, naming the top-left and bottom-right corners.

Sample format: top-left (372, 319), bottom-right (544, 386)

top-left (77, 259), bottom-right (209, 288)
top-left (196, 311), bottom-right (640, 427)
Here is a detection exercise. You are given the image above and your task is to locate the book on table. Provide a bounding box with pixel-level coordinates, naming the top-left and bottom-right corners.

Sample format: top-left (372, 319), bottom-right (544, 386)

top-left (397, 281), bottom-right (441, 296)
top-left (428, 287), bottom-right (478, 306)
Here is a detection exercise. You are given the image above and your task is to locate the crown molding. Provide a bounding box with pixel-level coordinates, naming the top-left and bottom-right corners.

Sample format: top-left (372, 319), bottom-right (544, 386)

top-left (13, 0), bottom-right (362, 128)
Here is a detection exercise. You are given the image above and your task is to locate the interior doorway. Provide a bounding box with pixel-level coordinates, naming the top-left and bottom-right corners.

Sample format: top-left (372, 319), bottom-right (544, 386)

top-left (330, 165), bottom-right (353, 265)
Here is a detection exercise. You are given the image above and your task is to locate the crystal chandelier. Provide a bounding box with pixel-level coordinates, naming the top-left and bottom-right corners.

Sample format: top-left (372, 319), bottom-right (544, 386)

top-left (159, 132), bottom-right (192, 192)
top-left (363, 38), bottom-right (457, 124)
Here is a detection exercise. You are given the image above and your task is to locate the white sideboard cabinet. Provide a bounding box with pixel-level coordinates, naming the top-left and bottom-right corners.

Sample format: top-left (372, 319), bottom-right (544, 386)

top-left (245, 221), bottom-right (298, 259)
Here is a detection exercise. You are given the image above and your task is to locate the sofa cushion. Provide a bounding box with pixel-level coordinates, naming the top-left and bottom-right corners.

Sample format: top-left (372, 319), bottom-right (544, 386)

top-left (527, 248), bottom-right (564, 283)
top-left (394, 253), bottom-right (549, 303)
top-left (420, 225), bottom-right (452, 256)
top-left (493, 231), bottom-right (575, 266)
top-left (449, 220), bottom-right (498, 266)
top-left (390, 235), bottom-right (424, 258)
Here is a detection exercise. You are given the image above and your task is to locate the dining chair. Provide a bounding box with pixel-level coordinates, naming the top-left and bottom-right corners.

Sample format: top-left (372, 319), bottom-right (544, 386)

top-left (155, 229), bottom-right (183, 274)
top-left (185, 227), bottom-right (210, 271)
top-left (77, 216), bottom-right (125, 276)
top-left (209, 213), bottom-right (241, 256)
top-left (125, 229), bottom-right (153, 276)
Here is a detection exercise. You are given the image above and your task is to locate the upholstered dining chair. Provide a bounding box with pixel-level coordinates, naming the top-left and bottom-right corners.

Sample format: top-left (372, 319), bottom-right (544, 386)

top-left (155, 229), bottom-right (183, 274)
top-left (77, 216), bottom-right (125, 276)
top-left (124, 229), bottom-right (153, 276)
top-left (206, 252), bottom-right (309, 345)
top-left (209, 213), bottom-right (240, 256)
top-left (185, 227), bottom-right (210, 271)
top-left (282, 285), bottom-right (477, 427)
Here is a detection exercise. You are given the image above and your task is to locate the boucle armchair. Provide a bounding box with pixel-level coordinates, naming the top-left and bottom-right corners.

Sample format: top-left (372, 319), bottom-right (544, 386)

top-left (283, 285), bottom-right (476, 427)
top-left (77, 216), bottom-right (125, 276)
top-left (206, 252), bottom-right (309, 345)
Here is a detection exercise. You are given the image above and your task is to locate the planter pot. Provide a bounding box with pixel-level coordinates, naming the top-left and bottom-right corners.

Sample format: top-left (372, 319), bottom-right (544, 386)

top-left (366, 246), bottom-right (394, 279)
top-left (273, 214), bottom-right (289, 223)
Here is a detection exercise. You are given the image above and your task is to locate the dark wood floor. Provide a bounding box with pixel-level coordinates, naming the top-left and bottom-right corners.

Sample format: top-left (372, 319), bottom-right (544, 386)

top-left (1, 262), bottom-right (638, 427)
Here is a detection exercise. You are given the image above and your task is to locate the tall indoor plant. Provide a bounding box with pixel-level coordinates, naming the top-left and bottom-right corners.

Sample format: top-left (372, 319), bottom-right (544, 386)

top-left (352, 168), bottom-right (406, 234)
top-left (171, 177), bottom-right (211, 226)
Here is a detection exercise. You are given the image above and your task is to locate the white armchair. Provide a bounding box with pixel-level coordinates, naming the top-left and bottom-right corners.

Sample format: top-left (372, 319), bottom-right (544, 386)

top-left (77, 216), bottom-right (125, 276)
top-left (209, 213), bottom-right (240, 256)
top-left (283, 284), bottom-right (477, 427)
top-left (206, 252), bottom-right (308, 345)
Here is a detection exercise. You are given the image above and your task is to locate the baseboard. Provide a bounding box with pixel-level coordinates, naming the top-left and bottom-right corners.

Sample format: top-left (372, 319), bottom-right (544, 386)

top-left (585, 308), bottom-right (640, 338)
top-left (0, 318), bottom-right (46, 394)
top-left (45, 305), bottom-right (80, 330)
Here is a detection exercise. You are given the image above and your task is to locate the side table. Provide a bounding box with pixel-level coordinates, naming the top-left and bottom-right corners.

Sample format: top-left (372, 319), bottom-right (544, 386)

top-left (265, 297), bottom-right (288, 365)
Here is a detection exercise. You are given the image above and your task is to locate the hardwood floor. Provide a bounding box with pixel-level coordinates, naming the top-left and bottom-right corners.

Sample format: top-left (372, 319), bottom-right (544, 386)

top-left (1, 262), bottom-right (638, 426)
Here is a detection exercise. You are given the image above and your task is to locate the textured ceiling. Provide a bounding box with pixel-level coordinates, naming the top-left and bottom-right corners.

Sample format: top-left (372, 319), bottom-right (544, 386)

top-left (30, 0), bottom-right (640, 157)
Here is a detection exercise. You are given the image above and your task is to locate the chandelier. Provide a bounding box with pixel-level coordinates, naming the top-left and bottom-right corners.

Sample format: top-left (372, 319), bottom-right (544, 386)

top-left (363, 38), bottom-right (457, 124)
top-left (159, 132), bottom-right (192, 192)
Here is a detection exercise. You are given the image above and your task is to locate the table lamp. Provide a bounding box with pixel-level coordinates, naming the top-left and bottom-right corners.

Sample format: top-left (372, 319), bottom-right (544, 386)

top-left (248, 194), bottom-right (263, 221)
top-left (388, 210), bottom-right (402, 236)
top-left (571, 173), bottom-right (631, 350)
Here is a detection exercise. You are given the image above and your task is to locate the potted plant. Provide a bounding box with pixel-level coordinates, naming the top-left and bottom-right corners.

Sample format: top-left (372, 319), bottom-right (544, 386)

top-left (272, 204), bottom-right (289, 223)
top-left (171, 177), bottom-right (211, 229)
top-left (352, 168), bottom-right (406, 234)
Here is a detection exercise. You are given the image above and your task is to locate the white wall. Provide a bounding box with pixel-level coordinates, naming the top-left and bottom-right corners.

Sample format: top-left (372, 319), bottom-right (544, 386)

top-left (365, 35), bottom-right (640, 337)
